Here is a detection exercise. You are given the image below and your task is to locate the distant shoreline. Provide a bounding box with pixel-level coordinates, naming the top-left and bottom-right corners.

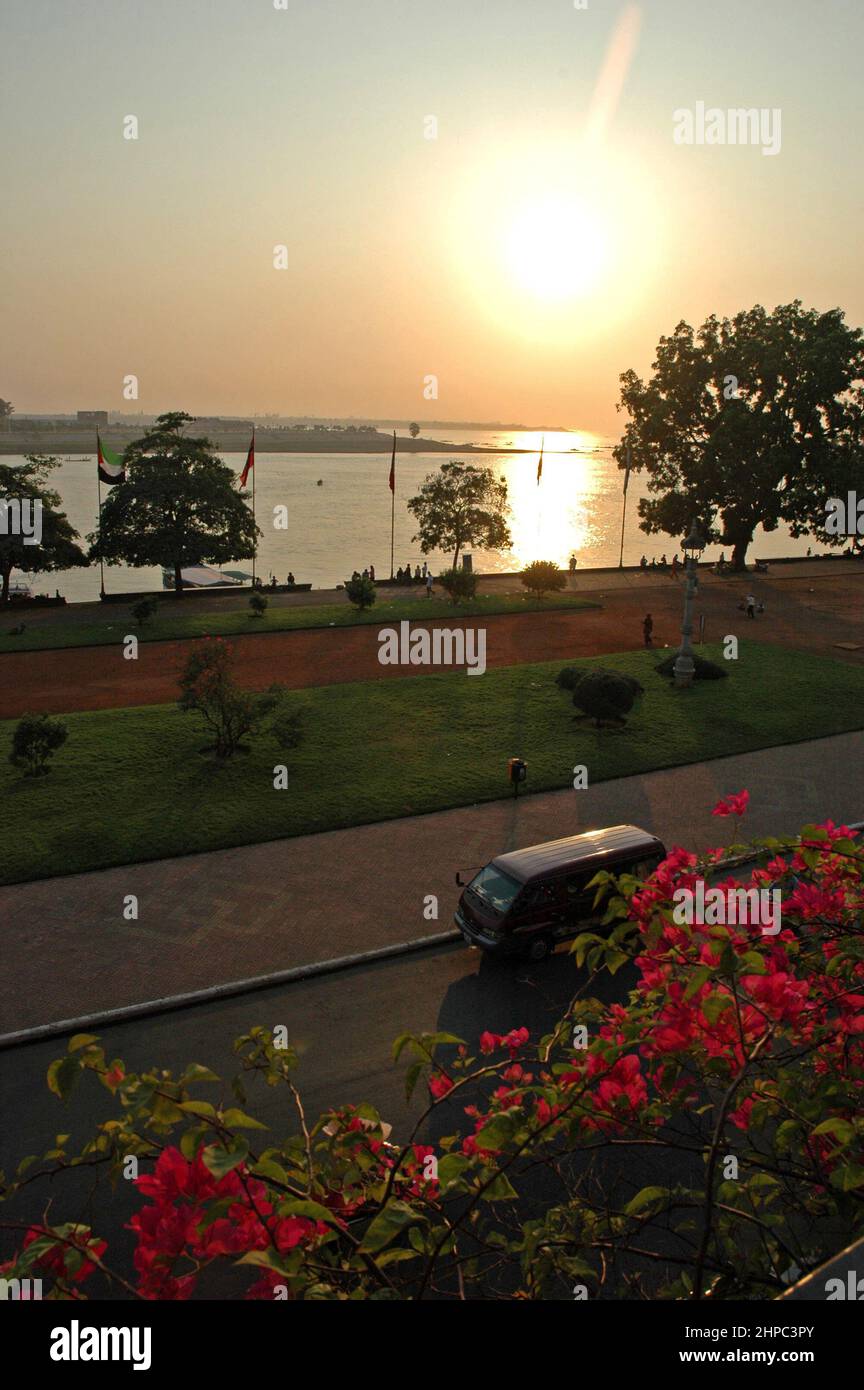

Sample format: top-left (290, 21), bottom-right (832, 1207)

top-left (0, 431), bottom-right (535, 457)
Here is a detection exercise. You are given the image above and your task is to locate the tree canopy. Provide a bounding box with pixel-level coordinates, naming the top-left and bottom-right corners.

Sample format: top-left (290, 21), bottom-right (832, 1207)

top-left (89, 412), bottom-right (259, 597)
top-left (407, 461), bottom-right (511, 569)
top-left (615, 302), bottom-right (864, 568)
top-left (0, 455), bottom-right (89, 603)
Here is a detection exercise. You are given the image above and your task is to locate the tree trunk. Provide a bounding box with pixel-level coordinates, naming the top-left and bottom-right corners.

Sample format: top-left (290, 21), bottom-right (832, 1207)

top-left (452, 541), bottom-right (461, 571)
top-left (173, 561), bottom-right (184, 598)
top-left (730, 536), bottom-right (751, 571)
top-left (1, 564), bottom-right (10, 604)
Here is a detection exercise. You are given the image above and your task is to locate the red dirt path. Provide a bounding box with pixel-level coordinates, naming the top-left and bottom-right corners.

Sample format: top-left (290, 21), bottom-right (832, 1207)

top-left (1, 575), bottom-right (861, 720)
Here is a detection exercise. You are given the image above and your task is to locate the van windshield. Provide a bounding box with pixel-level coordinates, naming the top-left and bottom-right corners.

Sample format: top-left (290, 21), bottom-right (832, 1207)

top-left (467, 865), bottom-right (521, 915)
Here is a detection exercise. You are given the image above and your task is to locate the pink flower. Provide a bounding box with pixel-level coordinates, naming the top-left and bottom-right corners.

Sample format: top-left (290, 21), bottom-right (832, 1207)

top-left (712, 790), bottom-right (750, 818)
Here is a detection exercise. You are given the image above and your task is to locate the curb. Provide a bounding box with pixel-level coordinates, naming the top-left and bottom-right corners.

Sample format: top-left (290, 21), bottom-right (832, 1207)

top-left (0, 930), bottom-right (461, 1053)
top-left (1, 826), bottom-right (858, 1053)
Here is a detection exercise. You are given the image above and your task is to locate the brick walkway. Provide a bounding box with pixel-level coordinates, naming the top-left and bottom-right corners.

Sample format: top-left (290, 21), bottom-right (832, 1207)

top-left (1, 730), bottom-right (860, 1035)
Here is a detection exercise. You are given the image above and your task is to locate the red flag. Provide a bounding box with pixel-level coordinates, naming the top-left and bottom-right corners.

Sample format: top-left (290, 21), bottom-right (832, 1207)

top-left (388, 430), bottom-right (396, 492)
top-left (536, 436), bottom-right (544, 485)
top-left (240, 429), bottom-right (255, 488)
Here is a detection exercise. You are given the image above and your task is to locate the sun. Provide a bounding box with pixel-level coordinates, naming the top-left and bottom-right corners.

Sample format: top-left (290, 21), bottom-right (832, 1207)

top-left (501, 195), bottom-right (609, 302)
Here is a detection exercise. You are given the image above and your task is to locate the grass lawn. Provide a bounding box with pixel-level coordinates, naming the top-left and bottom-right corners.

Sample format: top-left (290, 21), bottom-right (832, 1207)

top-left (0, 590), bottom-right (598, 654)
top-left (2, 642), bottom-right (862, 885)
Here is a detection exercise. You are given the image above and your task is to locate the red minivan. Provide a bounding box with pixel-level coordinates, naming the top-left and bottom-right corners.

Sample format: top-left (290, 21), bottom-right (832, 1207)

top-left (455, 825), bottom-right (666, 962)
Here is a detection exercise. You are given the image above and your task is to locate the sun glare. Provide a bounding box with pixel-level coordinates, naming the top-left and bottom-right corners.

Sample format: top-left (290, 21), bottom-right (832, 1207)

top-left (502, 196), bottom-right (609, 302)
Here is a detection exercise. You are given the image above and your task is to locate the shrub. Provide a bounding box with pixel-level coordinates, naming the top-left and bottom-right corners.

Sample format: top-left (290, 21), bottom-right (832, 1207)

top-left (9, 712), bottom-right (68, 776)
top-left (521, 560), bottom-right (566, 599)
top-left (572, 669), bottom-right (637, 725)
top-left (654, 652), bottom-right (728, 681)
top-left (557, 666), bottom-right (644, 696)
top-left (249, 591), bottom-right (268, 617)
top-left (178, 637), bottom-right (302, 760)
top-left (345, 575), bottom-right (376, 610)
top-left (438, 567), bottom-right (478, 604)
top-left (131, 597), bottom-right (158, 627)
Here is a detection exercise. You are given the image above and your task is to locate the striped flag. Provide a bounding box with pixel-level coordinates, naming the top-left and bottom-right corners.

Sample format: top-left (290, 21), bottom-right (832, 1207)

top-left (240, 428), bottom-right (255, 488)
top-left (388, 430), bottom-right (396, 492)
top-left (97, 433), bottom-right (125, 485)
top-left (536, 436), bottom-right (544, 485)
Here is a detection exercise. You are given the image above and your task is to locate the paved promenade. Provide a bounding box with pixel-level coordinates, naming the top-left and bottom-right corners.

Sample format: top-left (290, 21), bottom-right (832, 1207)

top-left (1, 730), bottom-right (860, 1036)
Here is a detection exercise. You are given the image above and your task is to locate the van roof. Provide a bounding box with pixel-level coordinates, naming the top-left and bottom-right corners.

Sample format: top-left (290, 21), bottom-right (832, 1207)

top-left (491, 825), bottom-right (664, 885)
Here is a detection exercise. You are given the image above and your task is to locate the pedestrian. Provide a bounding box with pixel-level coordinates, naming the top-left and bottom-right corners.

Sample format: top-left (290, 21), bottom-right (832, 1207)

top-left (369, 564), bottom-right (375, 582)
top-left (414, 564), bottom-right (422, 582)
top-left (660, 553), bottom-right (667, 568)
top-left (640, 555), bottom-right (647, 569)
top-left (287, 571), bottom-right (295, 586)
top-left (425, 572), bottom-right (433, 598)
top-left (643, 613), bottom-right (654, 647)
top-left (671, 554), bottom-right (679, 579)
top-left (362, 567), bottom-right (369, 580)
top-left (569, 553), bottom-right (577, 575)
top-left (422, 561), bottom-right (428, 579)
top-left (745, 593), bottom-right (756, 619)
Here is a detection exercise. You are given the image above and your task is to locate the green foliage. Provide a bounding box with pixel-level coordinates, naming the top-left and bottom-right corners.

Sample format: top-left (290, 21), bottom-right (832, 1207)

top-left (437, 567), bottom-right (478, 604)
top-left (249, 591), bottom-right (268, 617)
top-left (616, 301), bottom-right (864, 567)
top-left (345, 575), bottom-right (376, 610)
top-left (0, 455), bottom-right (89, 603)
top-left (178, 637), bottom-right (302, 760)
top-left (131, 597), bottom-right (158, 627)
top-left (520, 560), bottom-right (566, 599)
top-left (9, 712), bottom-right (68, 776)
top-left (407, 461), bottom-right (511, 569)
top-left (654, 652), bottom-right (728, 681)
top-left (571, 669), bottom-right (638, 725)
top-left (88, 413), bottom-right (259, 595)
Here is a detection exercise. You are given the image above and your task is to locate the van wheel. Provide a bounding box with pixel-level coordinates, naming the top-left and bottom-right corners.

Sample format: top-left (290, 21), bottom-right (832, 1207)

top-left (527, 937), bottom-right (552, 963)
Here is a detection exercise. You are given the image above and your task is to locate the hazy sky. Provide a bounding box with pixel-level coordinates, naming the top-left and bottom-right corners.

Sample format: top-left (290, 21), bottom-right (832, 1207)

top-left (2, 0), bottom-right (862, 431)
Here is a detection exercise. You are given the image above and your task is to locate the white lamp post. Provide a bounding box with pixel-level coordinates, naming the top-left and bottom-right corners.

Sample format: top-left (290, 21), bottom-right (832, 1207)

top-left (673, 520), bottom-right (706, 688)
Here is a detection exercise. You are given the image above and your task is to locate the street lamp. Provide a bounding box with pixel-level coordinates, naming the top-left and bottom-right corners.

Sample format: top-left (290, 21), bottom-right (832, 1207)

top-left (673, 520), bottom-right (705, 688)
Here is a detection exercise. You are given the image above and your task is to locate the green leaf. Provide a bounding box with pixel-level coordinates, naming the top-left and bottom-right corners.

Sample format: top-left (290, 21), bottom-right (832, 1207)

top-left (220, 1107), bottom-right (268, 1130)
top-left (178, 1100), bottom-right (217, 1119)
top-left (201, 1138), bottom-right (249, 1179)
top-left (482, 1171), bottom-right (518, 1202)
top-left (474, 1113), bottom-right (517, 1151)
top-left (359, 1200), bottom-right (424, 1254)
top-left (625, 1185), bottom-right (668, 1217)
top-left (68, 1033), bottom-right (99, 1052)
top-left (812, 1118), bottom-right (856, 1147)
top-left (47, 1055), bottom-right (80, 1101)
top-left (828, 1164), bottom-right (864, 1193)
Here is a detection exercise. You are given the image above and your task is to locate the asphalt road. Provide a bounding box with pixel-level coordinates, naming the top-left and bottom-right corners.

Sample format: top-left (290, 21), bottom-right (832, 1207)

top-left (2, 938), bottom-right (627, 1297)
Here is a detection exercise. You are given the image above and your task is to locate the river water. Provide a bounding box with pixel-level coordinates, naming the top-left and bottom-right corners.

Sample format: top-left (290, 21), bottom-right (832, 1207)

top-left (9, 428), bottom-right (813, 602)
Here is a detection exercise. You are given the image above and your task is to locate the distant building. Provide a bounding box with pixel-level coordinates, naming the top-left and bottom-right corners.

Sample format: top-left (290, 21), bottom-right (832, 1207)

top-left (77, 410), bottom-right (109, 425)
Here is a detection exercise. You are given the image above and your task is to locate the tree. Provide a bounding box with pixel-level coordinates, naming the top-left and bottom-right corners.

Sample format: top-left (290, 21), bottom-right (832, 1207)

top-left (9, 713), bottom-right (68, 776)
top-left (0, 399), bottom-right (13, 432)
top-left (249, 591), bottom-right (268, 618)
top-left (571, 668), bottom-right (637, 726)
top-left (4, 805), bottom-right (863, 1301)
top-left (409, 422), bottom-right (420, 438)
top-left (131, 597), bottom-right (158, 628)
top-left (521, 560), bottom-right (566, 599)
top-left (345, 575), bottom-right (376, 610)
top-left (615, 302), bottom-right (864, 569)
top-left (89, 412), bottom-right (259, 599)
top-left (0, 456), bottom-right (89, 603)
top-left (408, 461), bottom-right (511, 569)
top-left (438, 566), bottom-right (477, 604)
top-left (178, 637), bottom-right (301, 759)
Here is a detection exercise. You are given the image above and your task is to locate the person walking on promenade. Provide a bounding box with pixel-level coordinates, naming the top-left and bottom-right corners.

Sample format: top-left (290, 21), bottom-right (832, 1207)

top-left (369, 564), bottom-right (375, 582)
top-left (569, 553), bottom-right (577, 576)
top-left (745, 593), bottom-right (756, 619)
top-left (640, 555), bottom-right (647, 569)
top-left (671, 553), bottom-right (679, 579)
top-left (414, 564), bottom-right (422, 582)
top-left (425, 572), bottom-right (434, 598)
top-left (643, 613), bottom-right (654, 647)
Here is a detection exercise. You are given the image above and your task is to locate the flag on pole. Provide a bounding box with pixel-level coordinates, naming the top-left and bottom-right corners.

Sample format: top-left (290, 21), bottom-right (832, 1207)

top-left (388, 430), bottom-right (396, 492)
top-left (97, 433), bottom-right (126, 485)
top-left (240, 429), bottom-right (255, 488)
top-left (536, 436), bottom-right (544, 485)
top-left (623, 440), bottom-right (632, 495)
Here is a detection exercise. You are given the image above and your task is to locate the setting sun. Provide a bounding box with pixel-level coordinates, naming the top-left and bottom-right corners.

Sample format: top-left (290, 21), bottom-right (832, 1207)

top-left (502, 195), bottom-right (609, 302)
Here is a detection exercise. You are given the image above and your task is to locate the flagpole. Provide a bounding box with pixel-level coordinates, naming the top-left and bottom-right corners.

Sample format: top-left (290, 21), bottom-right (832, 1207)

top-left (389, 430), bottom-right (396, 579)
top-left (252, 426), bottom-right (256, 589)
top-left (96, 434), bottom-right (106, 598)
top-left (618, 440), bottom-right (631, 570)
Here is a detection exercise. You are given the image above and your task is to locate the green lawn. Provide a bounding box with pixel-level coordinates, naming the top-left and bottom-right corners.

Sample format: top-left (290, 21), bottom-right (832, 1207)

top-left (2, 643), bottom-right (862, 885)
top-left (0, 590), bottom-right (598, 654)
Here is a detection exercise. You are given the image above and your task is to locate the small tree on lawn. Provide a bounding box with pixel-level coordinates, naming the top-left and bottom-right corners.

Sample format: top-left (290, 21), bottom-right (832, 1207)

top-left (571, 669), bottom-right (638, 727)
top-left (10, 713), bottom-right (68, 776)
top-left (132, 597), bottom-right (158, 628)
top-left (408, 461), bottom-right (511, 570)
top-left (249, 591), bottom-right (268, 618)
top-left (438, 567), bottom-right (477, 605)
top-left (521, 560), bottom-right (566, 600)
top-left (178, 637), bottom-right (300, 759)
top-left (345, 575), bottom-right (376, 610)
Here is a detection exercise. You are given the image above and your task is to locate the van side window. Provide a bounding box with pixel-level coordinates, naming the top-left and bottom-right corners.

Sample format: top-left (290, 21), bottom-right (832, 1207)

top-left (563, 873), bottom-right (596, 910)
top-left (519, 882), bottom-right (558, 911)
